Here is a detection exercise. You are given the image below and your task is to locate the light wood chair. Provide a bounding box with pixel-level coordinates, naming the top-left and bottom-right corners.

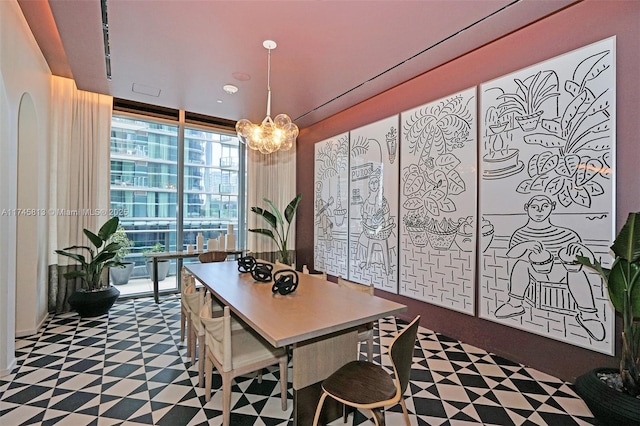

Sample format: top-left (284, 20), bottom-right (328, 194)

top-left (312, 315), bottom-right (421, 426)
top-left (201, 305), bottom-right (288, 426)
top-left (198, 251), bottom-right (228, 263)
top-left (337, 276), bottom-right (375, 361)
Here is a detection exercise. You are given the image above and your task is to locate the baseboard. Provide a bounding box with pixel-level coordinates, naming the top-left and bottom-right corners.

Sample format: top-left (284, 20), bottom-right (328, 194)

top-left (15, 313), bottom-right (48, 338)
top-left (0, 358), bottom-right (17, 377)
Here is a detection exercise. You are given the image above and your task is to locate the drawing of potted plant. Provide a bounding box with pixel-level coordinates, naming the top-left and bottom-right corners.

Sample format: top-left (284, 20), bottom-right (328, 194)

top-left (516, 50), bottom-right (612, 208)
top-left (497, 70), bottom-right (560, 132)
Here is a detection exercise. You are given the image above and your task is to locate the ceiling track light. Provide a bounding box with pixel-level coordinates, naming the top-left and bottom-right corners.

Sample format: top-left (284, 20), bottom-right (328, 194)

top-left (235, 40), bottom-right (298, 154)
top-left (100, 0), bottom-right (112, 80)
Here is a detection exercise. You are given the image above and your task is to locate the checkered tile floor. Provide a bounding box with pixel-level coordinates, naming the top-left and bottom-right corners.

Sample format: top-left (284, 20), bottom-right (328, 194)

top-left (1, 296), bottom-right (596, 425)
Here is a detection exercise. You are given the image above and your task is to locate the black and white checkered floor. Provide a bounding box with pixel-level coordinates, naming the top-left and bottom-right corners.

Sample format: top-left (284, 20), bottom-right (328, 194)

top-left (1, 296), bottom-right (596, 425)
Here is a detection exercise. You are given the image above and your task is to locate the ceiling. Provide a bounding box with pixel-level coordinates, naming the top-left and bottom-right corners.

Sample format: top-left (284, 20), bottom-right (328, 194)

top-left (20, 0), bottom-right (577, 129)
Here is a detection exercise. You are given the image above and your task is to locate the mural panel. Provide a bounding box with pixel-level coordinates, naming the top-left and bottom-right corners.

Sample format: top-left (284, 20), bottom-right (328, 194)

top-left (479, 37), bottom-right (616, 354)
top-left (398, 88), bottom-right (478, 314)
top-left (348, 117), bottom-right (399, 292)
top-left (314, 133), bottom-right (349, 278)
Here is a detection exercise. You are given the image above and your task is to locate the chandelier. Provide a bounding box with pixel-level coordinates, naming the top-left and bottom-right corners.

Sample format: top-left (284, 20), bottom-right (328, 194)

top-left (236, 40), bottom-right (298, 154)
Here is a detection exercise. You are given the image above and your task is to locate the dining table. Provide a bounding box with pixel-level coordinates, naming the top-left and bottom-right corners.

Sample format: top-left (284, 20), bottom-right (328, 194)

top-left (145, 249), bottom-right (244, 303)
top-left (185, 261), bottom-right (407, 425)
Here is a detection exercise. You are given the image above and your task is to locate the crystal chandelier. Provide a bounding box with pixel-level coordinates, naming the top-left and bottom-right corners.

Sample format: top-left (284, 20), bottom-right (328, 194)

top-left (236, 40), bottom-right (298, 154)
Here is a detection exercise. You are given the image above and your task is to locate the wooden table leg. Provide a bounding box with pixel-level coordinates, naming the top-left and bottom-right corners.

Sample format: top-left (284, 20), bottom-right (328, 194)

top-left (292, 329), bottom-right (357, 425)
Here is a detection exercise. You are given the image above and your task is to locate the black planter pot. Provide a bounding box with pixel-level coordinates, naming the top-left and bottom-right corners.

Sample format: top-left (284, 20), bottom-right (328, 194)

top-left (574, 367), bottom-right (640, 426)
top-left (68, 286), bottom-right (120, 317)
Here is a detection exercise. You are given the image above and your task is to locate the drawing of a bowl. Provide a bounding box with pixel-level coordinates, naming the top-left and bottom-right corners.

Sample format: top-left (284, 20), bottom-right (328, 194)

top-left (334, 208), bottom-right (346, 227)
top-left (489, 122), bottom-right (508, 134)
top-left (529, 250), bottom-right (553, 273)
top-left (559, 246), bottom-right (584, 273)
top-left (363, 221), bottom-right (394, 240)
top-left (426, 228), bottom-right (458, 250)
top-left (455, 218), bottom-right (474, 252)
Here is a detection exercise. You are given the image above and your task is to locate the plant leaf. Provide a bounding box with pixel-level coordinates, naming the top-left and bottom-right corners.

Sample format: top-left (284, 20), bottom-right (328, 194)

top-left (98, 216), bottom-right (119, 241)
top-left (545, 176), bottom-right (566, 195)
top-left (251, 206), bottom-right (277, 229)
top-left (536, 151), bottom-right (559, 174)
top-left (437, 198), bottom-right (456, 213)
top-left (568, 186), bottom-right (591, 208)
top-left (284, 193), bottom-right (302, 224)
top-left (516, 179), bottom-right (533, 194)
top-left (611, 212), bottom-right (640, 263)
top-left (424, 198), bottom-right (439, 216)
top-left (84, 229), bottom-right (103, 248)
top-left (264, 198), bottom-right (284, 227)
top-left (575, 158), bottom-right (603, 186)
top-left (447, 170), bottom-right (465, 195)
top-left (248, 228), bottom-right (276, 240)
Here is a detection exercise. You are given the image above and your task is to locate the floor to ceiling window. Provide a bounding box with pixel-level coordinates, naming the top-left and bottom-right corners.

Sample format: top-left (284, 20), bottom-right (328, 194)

top-left (109, 101), bottom-right (244, 297)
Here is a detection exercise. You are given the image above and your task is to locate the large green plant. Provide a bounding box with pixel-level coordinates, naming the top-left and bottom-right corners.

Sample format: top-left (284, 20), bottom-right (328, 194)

top-left (577, 212), bottom-right (640, 397)
top-left (109, 226), bottom-right (134, 263)
top-left (249, 194), bottom-right (302, 265)
top-left (55, 216), bottom-right (126, 291)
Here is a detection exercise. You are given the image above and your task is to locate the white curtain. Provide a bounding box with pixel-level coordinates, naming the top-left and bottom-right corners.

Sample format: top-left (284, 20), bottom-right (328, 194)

top-left (48, 76), bottom-right (113, 312)
top-left (246, 144), bottom-right (297, 262)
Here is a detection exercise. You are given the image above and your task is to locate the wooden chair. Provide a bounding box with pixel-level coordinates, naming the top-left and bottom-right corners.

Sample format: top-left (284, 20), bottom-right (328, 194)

top-left (198, 250), bottom-right (228, 263)
top-left (337, 277), bottom-right (375, 361)
top-left (312, 315), bottom-right (420, 426)
top-left (201, 305), bottom-right (288, 426)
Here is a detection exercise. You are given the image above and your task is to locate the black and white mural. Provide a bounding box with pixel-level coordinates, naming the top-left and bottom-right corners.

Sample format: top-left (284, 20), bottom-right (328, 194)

top-left (314, 133), bottom-right (349, 278)
top-left (398, 88), bottom-right (478, 314)
top-left (479, 37), bottom-right (616, 354)
top-left (348, 117), bottom-right (400, 292)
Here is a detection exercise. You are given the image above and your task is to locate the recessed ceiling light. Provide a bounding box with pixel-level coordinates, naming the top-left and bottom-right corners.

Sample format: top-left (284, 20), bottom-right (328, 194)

top-left (223, 84), bottom-right (238, 94)
top-left (132, 83), bottom-right (161, 97)
top-left (217, 99), bottom-right (223, 103)
top-left (232, 72), bottom-right (251, 81)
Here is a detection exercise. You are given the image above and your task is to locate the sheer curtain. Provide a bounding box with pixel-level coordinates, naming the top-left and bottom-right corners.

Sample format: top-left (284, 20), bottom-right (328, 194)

top-left (47, 76), bottom-right (113, 313)
top-left (246, 144), bottom-right (297, 264)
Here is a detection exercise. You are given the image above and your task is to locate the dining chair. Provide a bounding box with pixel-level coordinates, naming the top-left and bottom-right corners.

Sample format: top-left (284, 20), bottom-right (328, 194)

top-left (312, 315), bottom-right (420, 426)
top-left (183, 271), bottom-right (246, 387)
top-left (198, 250), bottom-right (228, 263)
top-left (303, 268), bottom-right (327, 280)
top-left (201, 305), bottom-right (288, 426)
top-left (337, 276), bottom-right (375, 361)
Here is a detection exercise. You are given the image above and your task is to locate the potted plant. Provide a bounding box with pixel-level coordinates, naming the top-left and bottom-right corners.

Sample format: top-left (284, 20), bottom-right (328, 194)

top-left (575, 212), bottom-right (640, 425)
top-left (249, 193), bottom-right (302, 265)
top-left (54, 216), bottom-right (124, 317)
top-left (144, 242), bottom-right (171, 282)
top-left (109, 226), bottom-right (135, 285)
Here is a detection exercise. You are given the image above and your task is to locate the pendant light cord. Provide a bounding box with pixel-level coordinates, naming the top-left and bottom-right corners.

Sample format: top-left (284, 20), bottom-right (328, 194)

top-left (266, 47), bottom-right (272, 117)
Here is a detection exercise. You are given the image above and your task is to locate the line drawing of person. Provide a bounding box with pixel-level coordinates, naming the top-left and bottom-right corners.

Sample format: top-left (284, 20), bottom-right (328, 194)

top-left (494, 194), bottom-right (605, 341)
top-left (315, 181), bottom-right (333, 243)
top-left (357, 168), bottom-right (396, 274)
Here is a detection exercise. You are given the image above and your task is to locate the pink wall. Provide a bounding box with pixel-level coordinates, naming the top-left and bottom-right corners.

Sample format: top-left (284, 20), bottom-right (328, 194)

top-left (295, 0), bottom-right (640, 382)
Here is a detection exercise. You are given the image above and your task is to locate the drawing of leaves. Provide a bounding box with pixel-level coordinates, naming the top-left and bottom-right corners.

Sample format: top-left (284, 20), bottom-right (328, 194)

top-left (569, 186), bottom-right (591, 208)
top-left (434, 153), bottom-right (461, 174)
top-left (556, 154), bottom-right (579, 177)
top-left (586, 181), bottom-right (605, 196)
top-left (536, 152), bottom-right (559, 174)
top-left (557, 187), bottom-right (573, 207)
top-left (424, 198), bottom-right (439, 216)
top-left (530, 174), bottom-right (551, 191)
top-left (350, 135), bottom-right (369, 158)
top-left (403, 197), bottom-right (423, 210)
top-left (528, 154), bottom-right (539, 177)
top-left (437, 198), bottom-right (456, 213)
top-left (572, 50), bottom-right (610, 89)
top-left (403, 174), bottom-right (424, 196)
top-left (575, 158), bottom-right (603, 186)
top-left (430, 188), bottom-right (447, 201)
top-left (545, 176), bottom-right (566, 195)
top-left (524, 133), bottom-right (565, 149)
top-left (602, 151), bottom-right (611, 168)
top-left (404, 111), bottom-right (437, 156)
top-left (447, 170), bottom-right (465, 196)
top-left (516, 179), bottom-right (533, 194)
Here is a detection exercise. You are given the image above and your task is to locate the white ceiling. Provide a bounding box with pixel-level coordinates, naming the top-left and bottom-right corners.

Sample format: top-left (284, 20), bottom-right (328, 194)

top-left (20, 0), bottom-right (577, 129)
